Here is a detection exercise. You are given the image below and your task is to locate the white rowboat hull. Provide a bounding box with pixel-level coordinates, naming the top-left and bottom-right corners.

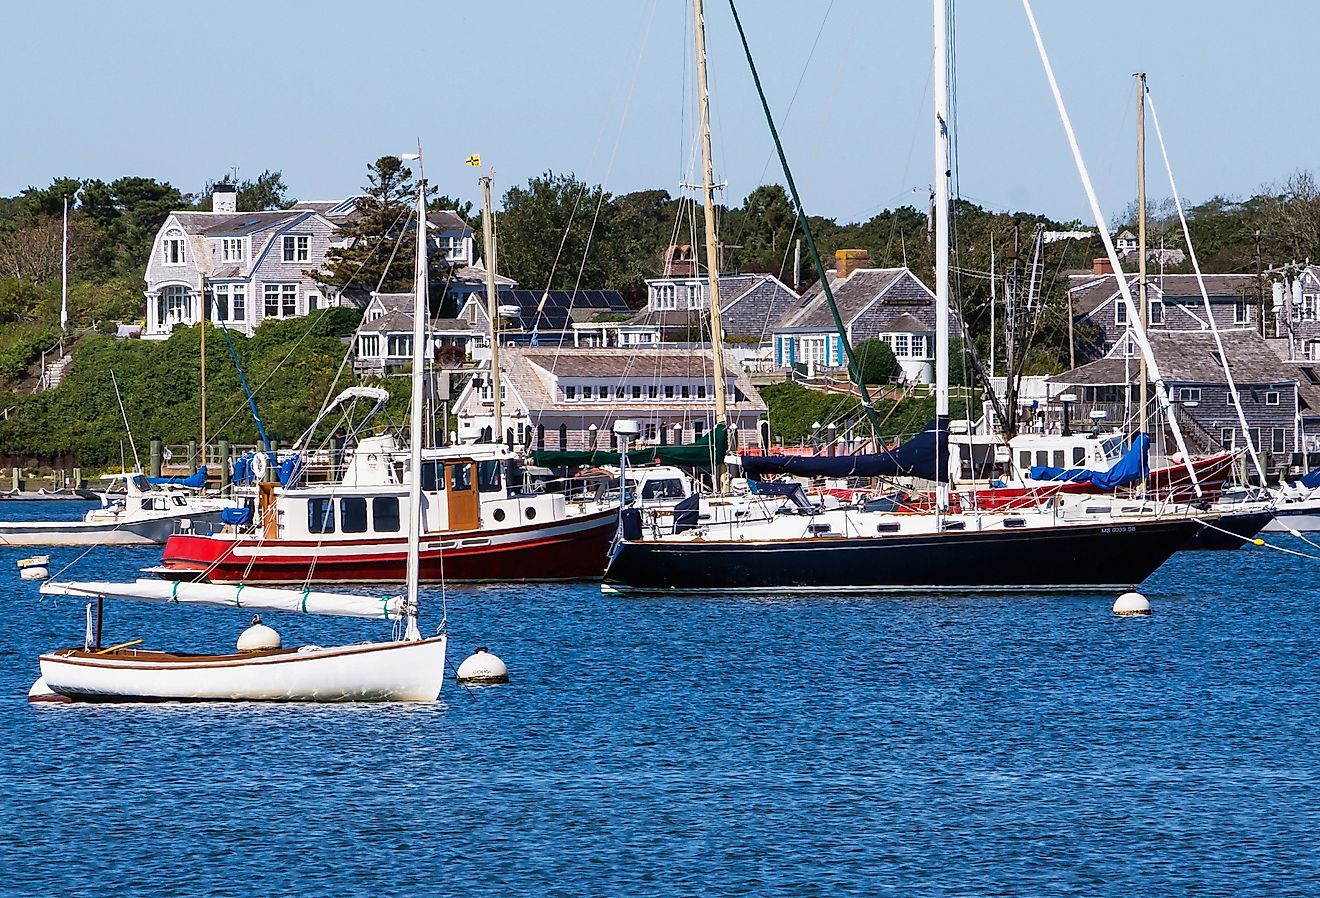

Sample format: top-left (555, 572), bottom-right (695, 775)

top-left (0, 509), bottom-right (225, 547)
top-left (38, 635), bottom-right (447, 703)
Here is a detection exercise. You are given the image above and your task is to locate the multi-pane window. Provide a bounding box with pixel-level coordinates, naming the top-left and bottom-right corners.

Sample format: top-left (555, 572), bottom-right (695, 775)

top-left (1235, 301), bottom-right (1250, 324)
top-left (161, 229), bottom-right (186, 265)
top-left (263, 284), bottom-right (298, 318)
top-left (1149, 301), bottom-right (1164, 324)
top-left (654, 285), bottom-right (677, 310)
top-left (1115, 300), bottom-right (1128, 325)
top-left (563, 385), bottom-right (577, 401)
top-left (632, 385), bottom-right (642, 399)
top-left (386, 335), bottom-right (412, 357)
top-left (582, 385), bottom-right (594, 400)
top-left (443, 236), bottom-right (466, 261)
top-left (359, 334), bottom-right (380, 357)
top-left (1272, 427), bottom-right (1287, 453)
top-left (1176, 387), bottom-right (1201, 403)
top-left (283, 235), bottom-right (310, 263)
top-left (1265, 391), bottom-right (1280, 406)
top-left (1220, 427), bottom-right (1235, 449)
top-left (221, 238), bottom-right (244, 262)
top-left (893, 334), bottom-right (911, 357)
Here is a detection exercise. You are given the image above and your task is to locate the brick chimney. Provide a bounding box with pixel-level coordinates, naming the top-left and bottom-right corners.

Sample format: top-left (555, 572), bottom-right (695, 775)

top-left (212, 182), bottom-right (237, 214)
top-left (836, 248), bottom-right (870, 280)
top-left (1092, 257), bottom-right (1113, 276)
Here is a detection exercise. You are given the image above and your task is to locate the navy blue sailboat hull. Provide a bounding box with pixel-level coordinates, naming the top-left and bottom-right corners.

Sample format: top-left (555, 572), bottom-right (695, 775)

top-left (602, 518), bottom-right (1201, 594)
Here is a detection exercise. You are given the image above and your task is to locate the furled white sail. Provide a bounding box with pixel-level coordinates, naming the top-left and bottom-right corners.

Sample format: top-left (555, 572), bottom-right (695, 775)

top-left (40, 579), bottom-right (402, 620)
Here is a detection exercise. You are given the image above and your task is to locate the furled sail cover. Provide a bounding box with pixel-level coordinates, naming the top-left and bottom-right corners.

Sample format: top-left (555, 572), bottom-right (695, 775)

top-left (1029, 432), bottom-right (1150, 491)
top-left (1299, 465), bottom-right (1320, 490)
top-left (740, 419), bottom-right (949, 483)
top-left (533, 424), bottom-right (727, 468)
top-left (148, 466), bottom-right (209, 488)
top-left (40, 579), bottom-right (403, 620)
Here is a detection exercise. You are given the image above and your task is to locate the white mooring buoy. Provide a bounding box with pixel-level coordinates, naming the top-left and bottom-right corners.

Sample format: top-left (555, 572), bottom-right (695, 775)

top-left (237, 615), bottom-right (282, 652)
top-left (1113, 591), bottom-right (1151, 616)
top-left (456, 646), bottom-right (509, 685)
top-left (17, 555), bottom-right (50, 581)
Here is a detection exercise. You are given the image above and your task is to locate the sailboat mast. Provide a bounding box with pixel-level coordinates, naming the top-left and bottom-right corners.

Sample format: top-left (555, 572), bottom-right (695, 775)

top-left (933, 0), bottom-right (952, 508)
top-left (60, 196), bottom-right (69, 341)
top-left (481, 175), bottom-right (504, 443)
top-left (199, 275), bottom-right (207, 460)
top-left (404, 173), bottom-right (428, 642)
top-left (1136, 71), bottom-right (1149, 491)
top-left (692, 0), bottom-right (730, 489)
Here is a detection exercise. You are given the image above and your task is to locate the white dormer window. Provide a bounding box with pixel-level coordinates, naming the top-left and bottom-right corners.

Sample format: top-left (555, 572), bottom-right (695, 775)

top-left (283, 235), bottom-right (310, 263)
top-left (654, 285), bottom-right (677, 311)
top-left (1149, 300), bottom-right (1164, 325)
top-left (686, 283), bottom-right (705, 310)
top-left (161, 228), bottom-right (186, 265)
top-left (1115, 299), bottom-right (1129, 325)
top-left (221, 238), bottom-right (245, 262)
top-left (910, 335), bottom-right (927, 358)
top-left (443, 236), bottom-right (467, 262)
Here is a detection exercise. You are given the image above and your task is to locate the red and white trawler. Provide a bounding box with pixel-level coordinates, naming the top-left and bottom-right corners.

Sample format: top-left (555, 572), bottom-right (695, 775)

top-left (158, 433), bottom-right (617, 584)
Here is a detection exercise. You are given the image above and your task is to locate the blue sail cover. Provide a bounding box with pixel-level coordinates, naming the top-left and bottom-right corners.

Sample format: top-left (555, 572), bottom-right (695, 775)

top-left (741, 418), bottom-right (950, 483)
top-left (1300, 466), bottom-right (1320, 489)
top-left (1029, 433), bottom-right (1150, 491)
top-left (148, 466), bottom-right (209, 488)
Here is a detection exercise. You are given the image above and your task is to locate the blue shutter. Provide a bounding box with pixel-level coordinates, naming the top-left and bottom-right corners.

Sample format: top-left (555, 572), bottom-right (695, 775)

top-left (775, 337), bottom-right (783, 367)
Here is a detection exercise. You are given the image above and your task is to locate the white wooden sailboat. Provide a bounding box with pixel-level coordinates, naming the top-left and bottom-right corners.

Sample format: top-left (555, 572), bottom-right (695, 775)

top-left (30, 162), bottom-right (447, 703)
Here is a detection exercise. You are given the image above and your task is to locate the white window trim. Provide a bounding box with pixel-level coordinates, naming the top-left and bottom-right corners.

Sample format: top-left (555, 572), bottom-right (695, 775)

top-left (1265, 391), bottom-right (1280, 406)
top-left (282, 234), bottom-right (311, 263)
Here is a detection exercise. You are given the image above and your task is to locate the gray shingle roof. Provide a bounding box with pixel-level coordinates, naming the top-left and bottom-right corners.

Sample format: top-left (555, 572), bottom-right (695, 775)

top-left (778, 268), bottom-right (912, 328)
top-left (1070, 273), bottom-right (1259, 318)
top-left (1049, 329), bottom-right (1300, 386)
top-left (426, 210), bottom-right (470, 231)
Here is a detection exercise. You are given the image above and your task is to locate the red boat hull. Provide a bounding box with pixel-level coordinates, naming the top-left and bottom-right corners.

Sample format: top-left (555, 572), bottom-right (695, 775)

top-left (160, 510), bottom-right (618, 584)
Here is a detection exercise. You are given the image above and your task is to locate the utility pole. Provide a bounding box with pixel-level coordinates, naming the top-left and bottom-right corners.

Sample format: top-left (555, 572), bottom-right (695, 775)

top-left (1136, 72), bottom-right (1149, 494)
top-left (692, 0), bottom-right (730, 492)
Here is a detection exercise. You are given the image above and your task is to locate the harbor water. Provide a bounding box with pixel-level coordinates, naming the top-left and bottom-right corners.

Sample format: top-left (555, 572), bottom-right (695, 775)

top-left (2, 501), bottom-right (1317, 895)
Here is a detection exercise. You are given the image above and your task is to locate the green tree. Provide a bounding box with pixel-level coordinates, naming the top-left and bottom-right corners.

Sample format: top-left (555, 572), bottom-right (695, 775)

top-left (312, 156), bottom-right (441, 298)
top-left (494, 171), bottom-right (615, 292)
top-left (852, 338), bottom-right (898, 384)
top-left (201, 170), bottom-right (295, 212)
top-left (79, 176), bottom-right (188, 279)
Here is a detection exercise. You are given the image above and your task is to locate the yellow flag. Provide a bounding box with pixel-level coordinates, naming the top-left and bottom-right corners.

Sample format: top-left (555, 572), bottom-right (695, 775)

top-left (465, 153), bottom-right (481, 167)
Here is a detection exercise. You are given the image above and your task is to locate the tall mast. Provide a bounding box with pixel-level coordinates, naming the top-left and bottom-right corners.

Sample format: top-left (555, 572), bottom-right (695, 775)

top-left (1136, 71), bottom-right (1149, 491)
top-left (692, 0), bottom-right (730, 491)
top-left (403, 166), bottom-right (428, 642)
top-left (199, 275), bottom-right (207, 460)
top-left (480, 174), bottom-right (504, 443)
top-left (933, 0), bottom-right (952, 509)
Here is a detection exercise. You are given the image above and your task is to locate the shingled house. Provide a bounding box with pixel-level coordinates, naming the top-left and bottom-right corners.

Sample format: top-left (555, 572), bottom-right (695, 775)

top-left (1047, 328), bottom-right (1320, 475)
top-left (1068, 269), bottom-right (1260, 361)
top-left (451, 347), bottom-right (766, 452)
top-left (770, 250), bottom-right (955, 383)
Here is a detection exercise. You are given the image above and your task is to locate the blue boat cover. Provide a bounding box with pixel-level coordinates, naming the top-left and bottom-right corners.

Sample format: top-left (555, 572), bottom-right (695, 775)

top-left (148, 466), bottom-right (209, 488)
top-left (1300, 466), bottom-right (1320, 489)
top-left (740, 418), bottom-right (950, 483)
top-left (278, 454), bottom-right (302, 487)
top-left (220, 506), bottom-right (252, 525)
top-left (1029, 433), bottom-right (1150, 491)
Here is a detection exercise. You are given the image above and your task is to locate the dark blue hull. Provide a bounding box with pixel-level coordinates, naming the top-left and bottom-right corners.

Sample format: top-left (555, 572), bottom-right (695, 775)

top-left (1182, 510), bottom-right (1273, 550)
top-left (603, 518), bottom-right (1201, 594)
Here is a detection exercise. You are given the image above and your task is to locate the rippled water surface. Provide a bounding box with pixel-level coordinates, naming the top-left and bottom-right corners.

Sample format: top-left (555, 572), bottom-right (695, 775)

top-left (2, 501), bottom-right (1318, 895)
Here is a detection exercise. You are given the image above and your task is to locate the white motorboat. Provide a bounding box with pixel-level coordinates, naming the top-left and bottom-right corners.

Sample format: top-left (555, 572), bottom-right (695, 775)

top-left (0, 473), bottom-right (232, 546)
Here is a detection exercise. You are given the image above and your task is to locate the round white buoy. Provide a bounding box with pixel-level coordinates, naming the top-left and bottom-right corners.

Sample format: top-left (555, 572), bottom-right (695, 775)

top-left (19, 564), bottom-right (50, 581)
top-left (1113, 591), bottom-right (1151, 616)
top-left (456, 646), bottom-right (509, 684)
top-left (237, 615), bottom-right (281, 651)
top-left (27, 677), bottom-right (69, 703)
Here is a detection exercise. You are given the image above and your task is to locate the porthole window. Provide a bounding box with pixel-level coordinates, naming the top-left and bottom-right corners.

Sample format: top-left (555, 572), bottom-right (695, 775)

top-left (493, 508), bottom-right (506, 522)
top-left (525, 507), bottom-right (537, 520)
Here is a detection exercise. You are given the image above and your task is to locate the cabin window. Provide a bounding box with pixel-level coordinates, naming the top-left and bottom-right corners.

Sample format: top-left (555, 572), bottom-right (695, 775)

top-left (308, 498), bottom-right (336, 533)
top-left (1052, 450), bottom-right (1065, 467)
top-left (1019, 450), bottom-right (1031, 470)
top-left (341, 497), bottom-right (368, 533)
top-left (373, 497), bottom-right (400, 532)
top-left (1265, 391), bottom-right (1280, 406)
top-left (641, 478), bottom-right (684, 500)
top-left (282, 235), bottom-right (310, 262)
top-left (478, 460), bottom-right (503, 493)
top-left (420, 461), bottom-right (445, 491)
top-left (1073, 447), bottom-right (1086, 465)
top-left (451, 464), bottom-right (473, 492)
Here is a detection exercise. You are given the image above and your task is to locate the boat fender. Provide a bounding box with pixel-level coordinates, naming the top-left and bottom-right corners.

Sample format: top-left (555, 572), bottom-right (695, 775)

top-left (456, 646), bottom-right (509, 685)
top-left (238, 614), bottom-right (282, 651)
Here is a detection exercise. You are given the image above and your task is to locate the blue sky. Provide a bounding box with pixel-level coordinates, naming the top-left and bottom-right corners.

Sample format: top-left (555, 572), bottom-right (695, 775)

top-left (2, 1), bottom-right (1314, 225)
